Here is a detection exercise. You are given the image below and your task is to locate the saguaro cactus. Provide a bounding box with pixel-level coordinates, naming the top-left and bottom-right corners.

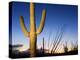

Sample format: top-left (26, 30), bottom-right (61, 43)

top-left (20, 2), bottom-right (46, 57)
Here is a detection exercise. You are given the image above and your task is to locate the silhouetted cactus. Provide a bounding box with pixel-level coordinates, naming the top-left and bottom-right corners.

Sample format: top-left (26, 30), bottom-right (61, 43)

top-left (20, 2), bottom-right (46, 57)
top-left (71, 42), bottom-right (78, 51)
top-left (43, 38), bottom-right (45, 54)
top-left (63, 42), bottom-right (68, 53)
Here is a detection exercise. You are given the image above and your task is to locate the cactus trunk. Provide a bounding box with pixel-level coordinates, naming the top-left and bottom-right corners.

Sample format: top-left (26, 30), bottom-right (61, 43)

top-left (30, 34), bottom-right (37, 57)
top-left (30, 2), bottom-right (37, 57)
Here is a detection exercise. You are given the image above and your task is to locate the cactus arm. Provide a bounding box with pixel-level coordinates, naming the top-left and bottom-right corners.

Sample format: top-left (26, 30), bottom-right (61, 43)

top-left (36, 9), bottom-right (46, 35)
top-left (20, 16), bottom-right (30, 37)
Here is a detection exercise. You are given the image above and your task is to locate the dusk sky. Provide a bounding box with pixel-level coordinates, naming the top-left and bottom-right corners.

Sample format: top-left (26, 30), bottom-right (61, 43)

top-left (10, 2), bottom-right (78, 52)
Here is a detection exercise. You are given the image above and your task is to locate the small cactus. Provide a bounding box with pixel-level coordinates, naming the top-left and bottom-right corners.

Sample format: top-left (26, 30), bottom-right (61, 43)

top-left (20, 2), bottom-right (46, 57)
top-left (43, 38), bottom-right (45, 54)
top-left (63, 42), bottom-right (68, 53)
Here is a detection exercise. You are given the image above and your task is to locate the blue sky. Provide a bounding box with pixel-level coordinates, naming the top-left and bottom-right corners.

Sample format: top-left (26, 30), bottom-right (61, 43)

top-left (10, 2), bottom-right (78, 51)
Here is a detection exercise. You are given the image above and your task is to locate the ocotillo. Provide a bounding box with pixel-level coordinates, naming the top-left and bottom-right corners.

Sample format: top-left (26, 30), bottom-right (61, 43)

top-left (20, 2), bottom-right (46, 57)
